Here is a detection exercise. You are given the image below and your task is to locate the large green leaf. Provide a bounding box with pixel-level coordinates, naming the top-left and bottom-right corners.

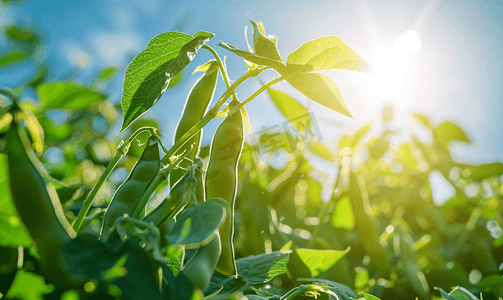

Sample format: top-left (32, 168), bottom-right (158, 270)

top-left (293, 247), bottom-right (350, 277)
top-left (0, 154), bottom-right (32, 247)
top-left (218, 41), bottom-right (286, 74)
top-left (287, 73), bottom-right (353, 118)
top-left (164, 200), bottom-right (226, 249)
top-left (249, 19), bottom-right (282, 61)
top-left (236, 251), bottom-right (291, 284)
top-left (265, 86), bottom-right (309, 133)
top-left (37, 82), bottom-right (106, 110)
top-left (120, 31), bottom-right (214, 132)
top-left (286, 36), bottom-right (367, 74)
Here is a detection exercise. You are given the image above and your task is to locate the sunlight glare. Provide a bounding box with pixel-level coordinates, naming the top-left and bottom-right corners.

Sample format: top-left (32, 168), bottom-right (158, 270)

top-left (393, 30), bottom-right (423, 57)
top-left (368, 30), bottom-right (422, 100)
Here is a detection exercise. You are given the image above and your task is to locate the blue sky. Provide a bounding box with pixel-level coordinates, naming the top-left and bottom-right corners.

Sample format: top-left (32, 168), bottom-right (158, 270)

top-left (1, 0), bottom-right (502, 168)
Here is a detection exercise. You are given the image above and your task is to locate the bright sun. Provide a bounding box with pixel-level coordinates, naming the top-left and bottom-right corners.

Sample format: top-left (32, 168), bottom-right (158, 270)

top-left (368, 30), bottom-right (423, 100)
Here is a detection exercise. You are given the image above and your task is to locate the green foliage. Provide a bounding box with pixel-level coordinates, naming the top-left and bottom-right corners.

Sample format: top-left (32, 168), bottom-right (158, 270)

top-left (120, 31), bottom-right (214, 132)
top-left (1, 10), bottom-right (502, 300)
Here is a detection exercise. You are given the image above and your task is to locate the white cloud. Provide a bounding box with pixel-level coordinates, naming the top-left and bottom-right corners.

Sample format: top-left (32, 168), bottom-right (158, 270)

top-left (90, 32), bottom-right (143, 65)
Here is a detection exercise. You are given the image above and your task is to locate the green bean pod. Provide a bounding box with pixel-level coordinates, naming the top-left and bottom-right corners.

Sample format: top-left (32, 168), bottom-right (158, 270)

top-left (143, 160), bottom-right (201, 227)
top-left (7, 122), bottom-right (75, 285)
top-left (170, 61), bottom-right (218, 187)
top-left (205, 101), bottom-right (244, 276)
top-left (349, 171), bottom-right (391, 274)
top-left (100, 136), bottom-right (160, 241)
top-left (179, 231), bottom-right (221, 291)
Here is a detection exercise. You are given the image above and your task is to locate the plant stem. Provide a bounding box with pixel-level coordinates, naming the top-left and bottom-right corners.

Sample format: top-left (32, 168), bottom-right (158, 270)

top-left (73, 126), bottom-right (158, 233)
top-left (160, 69), bottom-right (260, 166)
top-left (227, 75), bottom-right (286, 117)
top-left (202, 45), bottom-right (232, 90)
top-left (73, 151), bottom-right (122, 233)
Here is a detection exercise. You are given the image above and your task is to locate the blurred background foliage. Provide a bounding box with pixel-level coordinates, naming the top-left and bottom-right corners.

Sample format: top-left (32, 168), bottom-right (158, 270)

top-left (1, 1), bottom-right (503, 299)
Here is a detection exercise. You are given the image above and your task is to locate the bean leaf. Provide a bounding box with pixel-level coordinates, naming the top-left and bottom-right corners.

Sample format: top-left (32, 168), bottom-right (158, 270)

top-left (286, 36), bottom-right (368, 74)
top-left (218, 41), bottom-right (286, 74)
top-left (287, 73), bottom-right (353, 119)
top-left (164, 200), bottom-right (226, 249)
top-left (236, 250), bottom-right (291, 284)
top-left (249, 19), bottom-right (282, 61)
top-left (120, 31), bottom-right (214, 132)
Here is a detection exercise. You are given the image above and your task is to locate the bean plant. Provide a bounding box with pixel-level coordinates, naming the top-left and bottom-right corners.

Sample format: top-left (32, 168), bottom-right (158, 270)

top-left (1, 14), bottom-right (502, 300)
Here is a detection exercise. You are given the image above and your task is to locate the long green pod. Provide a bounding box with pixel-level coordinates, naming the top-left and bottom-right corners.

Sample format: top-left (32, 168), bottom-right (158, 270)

top-left (349, 171), bottom-right (391, 274)
top-left (7, 122), bottom-right (76, 285)
top-left (205, 100), bottom-right (244, 276)
top-left (179, 231), bottom-right (222, 292)
top-left (100, 136), bottom-right (160, 241)
top-left (143, 160), bottom-right (201, 227)
top-left (170, 61), bottom-right (218, 187)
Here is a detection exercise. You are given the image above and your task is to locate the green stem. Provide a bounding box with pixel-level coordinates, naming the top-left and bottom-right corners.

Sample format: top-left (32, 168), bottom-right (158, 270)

top-left (73, 151), bottom-right (122, 233)
top-left (202, 45), bottom-right (232, 90)
top-left (160, 70), bottom-right (259, 166)
top-left (131, 155), bottom-right (184, 219)
top-left (227, 75), bottom-right (286, 117)
top-left (73, 126), bottom-right (158, 233)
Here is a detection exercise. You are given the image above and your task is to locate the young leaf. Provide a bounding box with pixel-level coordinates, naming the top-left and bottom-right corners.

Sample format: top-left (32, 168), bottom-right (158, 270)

top-left (218, 41), bottom-right (286, 74)
top-left (236, 251), bottom-right (291, 284)
top-left (265, 86), bottom-right (310, 134)
top-left (286, 36), bottom-right (368, 74)
top-left (120, 31), bottom-right (214, 132)
top-left (249, 19), bottom-right (282, 61)
top-left (37, 82), bottom-right (106, 110)
top-left (287, 73), bottom-right (353, 119)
